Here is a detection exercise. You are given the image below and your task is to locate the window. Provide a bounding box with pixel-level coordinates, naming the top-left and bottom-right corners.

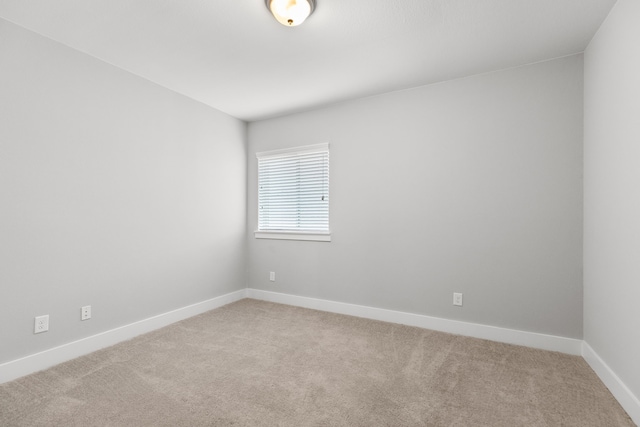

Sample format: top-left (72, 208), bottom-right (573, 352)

top-left (255, 143), bottom-right (330, 241)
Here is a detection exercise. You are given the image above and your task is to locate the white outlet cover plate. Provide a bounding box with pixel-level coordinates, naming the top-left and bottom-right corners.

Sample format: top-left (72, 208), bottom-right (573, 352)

top-left (81, 305), bottom-right (91, 320)
top-left (453, 293), bottom-right (463, 307)
top-left (34, 315), bottom-right (49, 333)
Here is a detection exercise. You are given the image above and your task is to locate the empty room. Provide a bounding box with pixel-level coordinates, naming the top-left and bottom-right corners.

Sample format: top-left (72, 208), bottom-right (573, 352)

top-left (1, 0), bottom-right (638, 425)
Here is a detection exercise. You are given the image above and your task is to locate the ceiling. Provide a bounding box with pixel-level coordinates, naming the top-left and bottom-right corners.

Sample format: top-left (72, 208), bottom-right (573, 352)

top-left (0, 0), bottom-right (617, 122)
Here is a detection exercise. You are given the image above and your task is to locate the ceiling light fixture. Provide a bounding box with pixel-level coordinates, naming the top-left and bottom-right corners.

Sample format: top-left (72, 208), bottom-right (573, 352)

top-left (265, 0), bottom-right (316, 27)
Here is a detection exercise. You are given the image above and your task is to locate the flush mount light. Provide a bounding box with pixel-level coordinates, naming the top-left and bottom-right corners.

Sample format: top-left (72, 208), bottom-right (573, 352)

top-left (265, 0), bottom-right (316, 27)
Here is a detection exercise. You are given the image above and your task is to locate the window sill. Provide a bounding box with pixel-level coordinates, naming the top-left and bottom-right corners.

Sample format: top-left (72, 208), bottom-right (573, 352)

top-left (254, 231), bottom-right (331, 242)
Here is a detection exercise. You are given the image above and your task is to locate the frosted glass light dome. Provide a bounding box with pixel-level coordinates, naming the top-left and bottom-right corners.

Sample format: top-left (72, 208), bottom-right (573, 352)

top-left (265, 0), bottom-right (316, 27)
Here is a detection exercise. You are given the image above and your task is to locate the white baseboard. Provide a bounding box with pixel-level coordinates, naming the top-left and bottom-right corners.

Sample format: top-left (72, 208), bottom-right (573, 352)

top-left (582, 342), bottom-right (640, 425)
top-left (246, 289), bottom-right (583, 355)
top-left (0, 289), bottom-right (247, 384)
top-left (3, 287), bottom-right (636, 424)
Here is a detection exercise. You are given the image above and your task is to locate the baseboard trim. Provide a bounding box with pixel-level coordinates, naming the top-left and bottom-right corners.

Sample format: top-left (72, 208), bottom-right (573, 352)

top-left (246, 289), bottom-right (583, 355)
top-left (0, 289), bottom-right (247, 384)
top-left (582, 342), bottom-right (640, 425)
top-left (4, 287), bottom-right (636, 424)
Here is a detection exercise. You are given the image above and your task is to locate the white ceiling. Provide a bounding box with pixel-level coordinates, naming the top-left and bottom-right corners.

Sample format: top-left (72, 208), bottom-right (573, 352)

top-left (0, 0), bottom-right (617, 122)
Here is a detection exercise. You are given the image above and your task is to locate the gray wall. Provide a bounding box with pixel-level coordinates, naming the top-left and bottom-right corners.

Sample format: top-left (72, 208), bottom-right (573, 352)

top-left (584, 0), bottom-right (640, 399)
top-left (0, 19), bottom-right (247, 363)
top-left (248, 55), bottom-right (584, 339)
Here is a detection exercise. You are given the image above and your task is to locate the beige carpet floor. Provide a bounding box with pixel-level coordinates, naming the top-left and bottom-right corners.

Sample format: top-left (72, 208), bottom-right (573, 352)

top-left (0, 299), bottom-right (635, 426)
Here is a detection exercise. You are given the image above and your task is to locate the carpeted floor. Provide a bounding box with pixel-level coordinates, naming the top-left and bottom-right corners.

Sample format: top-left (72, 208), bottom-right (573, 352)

top-left (0, 299), bottom-right (635, 426)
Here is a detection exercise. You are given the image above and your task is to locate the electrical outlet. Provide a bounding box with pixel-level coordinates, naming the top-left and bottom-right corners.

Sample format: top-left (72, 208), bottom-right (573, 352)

top-left (81, 305), bottom-right (91, 321)
top-left (269, 271), bottom-right (276, 282)
top-left (453, 293), bottom-right (463, 307)
top-left (34, 315), bottom-right (49, 334)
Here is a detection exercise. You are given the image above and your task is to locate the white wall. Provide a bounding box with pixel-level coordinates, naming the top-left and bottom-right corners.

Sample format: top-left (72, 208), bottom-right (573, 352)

top-left (0, 19), bottom-right (247, 364)
top-left (584, 0), bottom-right (640, 402)
top-left (248, 55), bottom-right (584, 339)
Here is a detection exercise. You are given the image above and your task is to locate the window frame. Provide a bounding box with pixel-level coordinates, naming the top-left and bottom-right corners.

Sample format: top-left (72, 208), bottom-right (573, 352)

top-left (255, 143), bottom-right (331, 242)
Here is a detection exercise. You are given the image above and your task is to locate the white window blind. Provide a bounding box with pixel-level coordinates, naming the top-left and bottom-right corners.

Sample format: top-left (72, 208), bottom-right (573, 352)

top-left (257, 144), bottom-right (329, 237)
